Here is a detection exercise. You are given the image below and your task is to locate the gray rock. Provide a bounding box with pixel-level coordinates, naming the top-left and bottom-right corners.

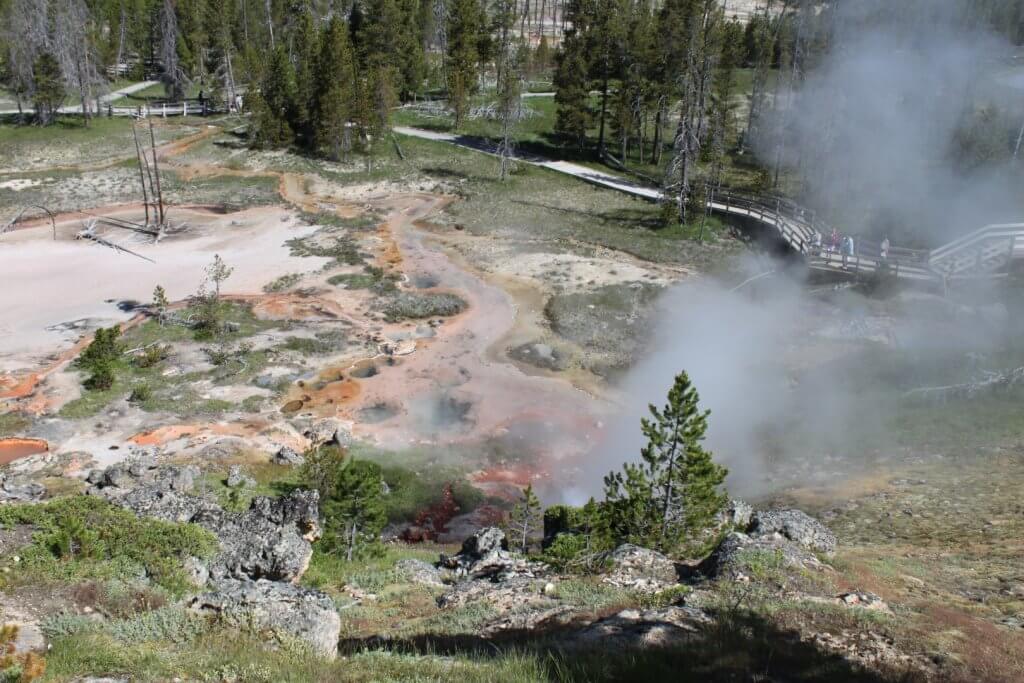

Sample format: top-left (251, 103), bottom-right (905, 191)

top-left (4, 620), bottom-right (45, 653)
top-left (439, 527), bottom-right (546, 582)
top-left (562, 607), bottom-right (711, 649)
top-left (719, 499), bottom-right (754, 529)
top-left (602, 544), bottom-right (679, 591)
top-left (88, 463), bottom-right (321, 583)
top-left (698, 531), bottom-right (826, 581)
top-left (273, 446), bottom-right (304, 466)
top-left (748, 509), bottom-right (836, 554)
top-left (190, 579), bottom-right (340, 658)
top-left (226, 465), bottom-right (256, 489)
top-left (302, 419), bottom-right (351, 447)
top-left (102, 466), bottom-right (135, 489)
top-left (395, 559), bottom-right (447, 587)
top-left (0, 474), bottom-right (45, 502)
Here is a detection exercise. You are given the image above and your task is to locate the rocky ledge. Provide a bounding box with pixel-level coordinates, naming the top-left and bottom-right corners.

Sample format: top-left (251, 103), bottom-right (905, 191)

top-left (85, 459), bottom-right (340, 657)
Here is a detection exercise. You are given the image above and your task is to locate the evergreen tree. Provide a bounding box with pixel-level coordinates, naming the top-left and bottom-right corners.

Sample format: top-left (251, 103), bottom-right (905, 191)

top-left (249, 44), bottom-right (298, 147)
top-left (446, 0), bottom-right (481, 129)
top-left (291, 8), bottom-right (320, 144)
top-left (324, 459), bottom-right (388, 561)
top-left (506, 484), bottom-right (542, 553)
top-left (396, 0), bottom-right (427, 98)
top-left (31, 53), bottom-right (64, 126)
top-left (588, 0), bottom-right (627, 154)
top-left (152, 285), bottom-right (170, 325)
top-left (603, 371), bottom-right (728, 555)
top-left (314, 16), bottom-right (357, 161)
top-left (77, 326), bottom-right (123, 391)
top-left (554, 0), bottom-right (591, 149)
top-left (493, 0), bottom-right (523, 179)
top-left (205, 254), bottom-right (234, 298)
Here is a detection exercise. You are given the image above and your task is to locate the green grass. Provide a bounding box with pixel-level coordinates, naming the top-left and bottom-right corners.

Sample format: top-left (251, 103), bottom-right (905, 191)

top-left (0, 116), bottom-right (134, 148)
top-left (58, 303), bottom-right (282, 420)
top-left (301, 544), bottom-right (442, 596)
top-left (0, 496), bottom-right (216, 596)
top-left (43, 629), bottom-right (549, 683)
top-left (263, 273), bottom-right (302, 293)
top-left (0, 411), bottom-right (32, 437)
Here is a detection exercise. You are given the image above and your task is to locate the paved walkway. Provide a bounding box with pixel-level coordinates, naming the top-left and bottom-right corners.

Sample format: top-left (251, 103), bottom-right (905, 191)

top-left (0, 81), bottom-right (159, 116)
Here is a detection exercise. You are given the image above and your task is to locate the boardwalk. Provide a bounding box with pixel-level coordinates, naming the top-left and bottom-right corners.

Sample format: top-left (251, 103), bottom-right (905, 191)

top-left (394, 126), bottom-right (1024, 287)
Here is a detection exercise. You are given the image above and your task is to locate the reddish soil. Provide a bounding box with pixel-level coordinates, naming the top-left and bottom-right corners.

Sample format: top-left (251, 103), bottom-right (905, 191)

top-left (128, 421), bottom-right (264, 446)
top-left (286, 373), bottom-right (362, 417)
top-left (0, 438), bottom-right (48, 465)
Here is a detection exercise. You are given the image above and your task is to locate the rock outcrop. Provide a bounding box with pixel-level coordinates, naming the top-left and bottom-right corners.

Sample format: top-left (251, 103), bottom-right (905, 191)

top-left (395, 559), bottom-right (447, 587)
top-left (87, 460), bottom-right (320, 583)
top-left (699, 508), bottom-right (836, 581)
top-left (189, 579), bottom-right (340, 658)
top-left (748, 509), bottom-right (837, 554)
top-left (0, 473), bottom-right (45, 502)
top-left (226, 465), bottom-right (256, 489)
top-left (562, 607), bottom-right (711, 649)
top-left (273, 446), bottom-right (304, 466)
top-left (602, 544), bottom-right (679, 591)
top-left (438, 527), bottom-right (546, 581)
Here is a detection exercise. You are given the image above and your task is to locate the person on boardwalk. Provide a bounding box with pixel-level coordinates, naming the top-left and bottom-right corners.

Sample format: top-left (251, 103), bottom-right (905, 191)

top-left (842, 235), bottom-right (855, 268)
top-left (880, 236), bottom-right (890, 261)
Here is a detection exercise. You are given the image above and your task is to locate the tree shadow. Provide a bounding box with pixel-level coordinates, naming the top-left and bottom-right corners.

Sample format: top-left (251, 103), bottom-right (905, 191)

top-left (338, 608), bottom-right (924, 682)
top-left (508, 198), bottom-right (664, 231)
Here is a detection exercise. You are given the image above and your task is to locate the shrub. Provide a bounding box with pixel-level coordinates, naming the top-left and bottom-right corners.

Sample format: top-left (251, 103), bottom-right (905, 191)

top-left (76, 326), bottom-right (123, 391)
top-left (381, 293), bottom-right (467, 322)
top-left (0, 496), bottom-right (218, 595)
top-left (128, 385), bottom-right (153, 404)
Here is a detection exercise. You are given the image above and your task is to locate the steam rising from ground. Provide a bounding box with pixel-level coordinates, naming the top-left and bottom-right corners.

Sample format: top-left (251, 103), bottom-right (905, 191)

top-left (756, 0), bottom-right (1023, 245)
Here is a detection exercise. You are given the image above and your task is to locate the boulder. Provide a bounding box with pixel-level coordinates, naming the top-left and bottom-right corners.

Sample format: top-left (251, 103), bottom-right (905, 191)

top-left (718, 499), bottom-right (754, 529)
top-left (698, 531), bottom-right (825, 581)
top-left (189, 579), bottom-right (340, 659)
top-left (439, 527), bottom-right (545, 582)
top-left (3, 620), bottom-right (45, 654)
top-left (602, 544), bottom-right (679, 591)
top-left (226, 465), bottom-right (256, 489)
top-left (0, 474), bottom-right (45, 502)
top-left (88, 463), bottom-right (321, 583)
top-left (395, 559), bottom-right (447, 587)
top-left (301, 419), bottom-right (351, 447)
top-left (562, 607), bottom-right (711, 649)
top-left (748, 509), bottom-right (836, 554)
top-left (273, 446), bottom-right (304, 466)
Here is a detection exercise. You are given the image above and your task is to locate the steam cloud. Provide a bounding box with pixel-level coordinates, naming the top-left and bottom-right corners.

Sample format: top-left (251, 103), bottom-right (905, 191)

top-left (754, 0), bottom-right (1022, 245)
top-left (570, 1), bottom-right (1022, 503)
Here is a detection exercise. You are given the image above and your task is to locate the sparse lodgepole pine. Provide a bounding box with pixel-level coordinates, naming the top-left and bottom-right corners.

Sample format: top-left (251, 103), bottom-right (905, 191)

top-left (603, 370), bottom-right (728, 555)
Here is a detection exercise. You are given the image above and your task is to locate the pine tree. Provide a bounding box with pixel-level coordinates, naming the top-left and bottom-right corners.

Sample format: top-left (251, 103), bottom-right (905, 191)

top-left (152, 285), bottom-right (170, 325)
top-left (205, 254), bottom-right (233, 298)
top-left (554, 0), bottom-right (591, 149)
top-left (314, 17), bottom-right (357, 161)
top-left (603, 371), bottom-right (728, 555)
top-left (291, 8), bottom-right (320, 145)
top-left (446, 0), bottom-right (481, 129)
top-left (493, 0), bottom-right (523, 179)
top-left (589, 0), bottom-right (627, 154)
top-left (31, 53), bottom-right (64, 126)
top-left (506, 484), bottom-right (542, 554)
top-left (77, 326), bottom-right (123, 391)
top-left (249, 44), bottom-right (298, 147)
top-left (325, 459), bottom-right (388, 561)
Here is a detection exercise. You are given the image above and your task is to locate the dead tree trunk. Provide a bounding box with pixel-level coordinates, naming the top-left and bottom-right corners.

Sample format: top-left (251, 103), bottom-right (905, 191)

top-left (131, 122), bottom-right (152, 226)
top-left (148, 119), bottom-right (166, 226)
